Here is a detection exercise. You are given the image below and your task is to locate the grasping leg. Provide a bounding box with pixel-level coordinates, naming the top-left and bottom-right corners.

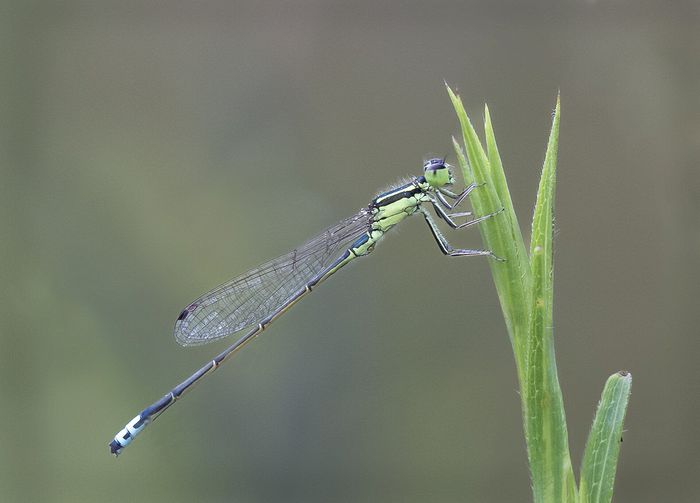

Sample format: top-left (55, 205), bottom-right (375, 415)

top-left (429, 197), bottom-right (503, 230)
top-left (435, 182), bottom-right (482, 210)
top-left (419, 208), bottom-right (500, 259)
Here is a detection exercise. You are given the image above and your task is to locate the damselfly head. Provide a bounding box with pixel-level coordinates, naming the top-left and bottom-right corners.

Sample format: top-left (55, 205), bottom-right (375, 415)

top-left (423, 157), bottom-right (454, 187)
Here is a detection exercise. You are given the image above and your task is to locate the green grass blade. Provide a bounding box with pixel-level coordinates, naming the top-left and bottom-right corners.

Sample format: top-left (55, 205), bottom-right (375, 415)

top-left (483, 104), bottom-right (532, 365)
top-left (447, 89), bottom-right (632, 503)
top-left (580, 372), bottom-right (632, 503)
top-left (483, 104), bottom-right (527, 253)
top-left (447, 85), bottom-right (530, 381)
top-left (526, 95), bottom-right (576, 503)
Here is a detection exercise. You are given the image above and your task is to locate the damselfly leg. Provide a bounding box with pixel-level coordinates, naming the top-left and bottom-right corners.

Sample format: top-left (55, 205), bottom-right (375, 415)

top-left (419, 207), bottom-right (497, 258)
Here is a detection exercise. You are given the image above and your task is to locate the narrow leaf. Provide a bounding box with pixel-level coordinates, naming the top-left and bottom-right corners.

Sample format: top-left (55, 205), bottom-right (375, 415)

top-left (580, 372), bottom-right (632, 503)
top-left (526, 95), bottom-right (576, 502)
top-left (483, 105), bottom-right (532, 362)
top-left (447, 85), bottom-right (529, 380)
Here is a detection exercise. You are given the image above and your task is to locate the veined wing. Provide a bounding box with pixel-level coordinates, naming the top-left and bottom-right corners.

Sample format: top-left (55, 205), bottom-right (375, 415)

top-left (174, 208), bottom-right (372, 346)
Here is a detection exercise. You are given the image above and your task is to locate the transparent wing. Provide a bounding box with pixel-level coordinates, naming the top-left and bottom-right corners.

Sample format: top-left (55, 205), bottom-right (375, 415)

top-left (174, 208), bottom-right (372, 346)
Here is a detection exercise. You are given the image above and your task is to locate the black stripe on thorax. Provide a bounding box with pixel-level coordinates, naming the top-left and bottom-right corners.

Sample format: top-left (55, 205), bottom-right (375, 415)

top-left (372, 180), bottom-right (423, 208)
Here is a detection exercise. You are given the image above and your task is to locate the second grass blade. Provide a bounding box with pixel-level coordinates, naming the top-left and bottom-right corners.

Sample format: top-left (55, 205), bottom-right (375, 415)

top-left (526, 96), bottom-right (576, 503)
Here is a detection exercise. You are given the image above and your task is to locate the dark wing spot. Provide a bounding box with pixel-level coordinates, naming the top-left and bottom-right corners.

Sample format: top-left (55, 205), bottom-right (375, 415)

top-left (177, 303), bottom-right (199, 322)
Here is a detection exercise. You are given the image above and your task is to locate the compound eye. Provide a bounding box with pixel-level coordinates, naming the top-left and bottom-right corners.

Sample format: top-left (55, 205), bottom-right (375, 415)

top-left (423, 158), bottom-right (445, 172)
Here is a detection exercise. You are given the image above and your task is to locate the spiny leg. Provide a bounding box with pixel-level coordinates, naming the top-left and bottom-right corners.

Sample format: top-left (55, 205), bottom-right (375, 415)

top-left (437, 184), bottom-right (477, 201)
top-left (419, 208), bottom-right (497, 258)
top-left (455, 208), bottom-right (504, 230)
top-left (429, 197), bottom-right (504, 230)
top-left (436, 182), bottom-right (482, 210)
top-left (430, 198), bottom-right (466, 228)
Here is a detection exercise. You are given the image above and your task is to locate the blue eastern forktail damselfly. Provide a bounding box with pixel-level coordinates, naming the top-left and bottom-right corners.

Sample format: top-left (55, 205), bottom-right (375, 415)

top-left (109, 158), bottom-right (501, 456)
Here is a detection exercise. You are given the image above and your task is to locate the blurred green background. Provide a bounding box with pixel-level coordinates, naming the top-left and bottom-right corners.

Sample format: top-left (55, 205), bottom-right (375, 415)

top-left (2, 1), bottom-right (698, 502)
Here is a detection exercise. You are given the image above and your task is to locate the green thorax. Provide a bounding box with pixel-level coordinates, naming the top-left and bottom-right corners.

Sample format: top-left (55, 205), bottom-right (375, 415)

top-left (369, 177), bottom-right (432, 233)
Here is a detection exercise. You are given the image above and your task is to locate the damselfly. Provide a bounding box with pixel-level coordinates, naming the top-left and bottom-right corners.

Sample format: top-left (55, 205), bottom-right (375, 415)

top-left (109, 157), bottom-right (500, 456)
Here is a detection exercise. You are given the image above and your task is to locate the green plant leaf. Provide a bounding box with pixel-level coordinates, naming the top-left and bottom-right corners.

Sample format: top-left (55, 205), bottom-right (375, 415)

top-left (580, 372), bottom-right (632, 503)
top-left (447, 85), bottom-right (530, 382)
top-left (447, 89), bottom-right (633, 503)
top-left (525, 95), bottom-right (576, 503)
top-left (483, 104), bottom-right (532, 372)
